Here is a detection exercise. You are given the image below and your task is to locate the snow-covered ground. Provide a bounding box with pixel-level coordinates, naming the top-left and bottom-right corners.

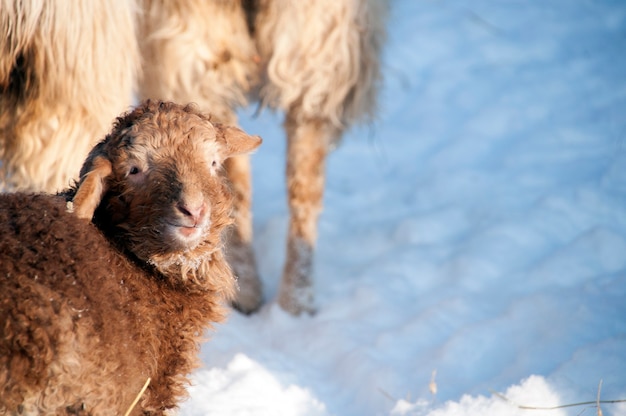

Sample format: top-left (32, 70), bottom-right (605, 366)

top-left (180, 1), bottom-right (626, 415)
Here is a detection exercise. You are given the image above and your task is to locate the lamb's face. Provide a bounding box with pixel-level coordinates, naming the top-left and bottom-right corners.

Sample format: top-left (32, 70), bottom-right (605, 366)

top-left (107, 118), bottom-right (226, 256)
top-left (72, 101), bottom-right (261, 269)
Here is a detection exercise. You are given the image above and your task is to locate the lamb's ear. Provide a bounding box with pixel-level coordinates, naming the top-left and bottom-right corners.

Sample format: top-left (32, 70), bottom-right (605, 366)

top-left (217, 125), bottom-right (262, 159)
top-left (71, 156), bottom-right (113, 220)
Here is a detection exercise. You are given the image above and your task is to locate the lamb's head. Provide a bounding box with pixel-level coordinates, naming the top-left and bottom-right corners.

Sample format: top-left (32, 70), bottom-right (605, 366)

top-left (68, 100), bottom-right (261, 292)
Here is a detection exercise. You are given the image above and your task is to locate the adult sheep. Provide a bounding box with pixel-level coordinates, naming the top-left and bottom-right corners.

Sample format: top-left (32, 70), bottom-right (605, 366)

top-left (1, 0), bottom-right (388, 316)
top-left (0, 100), bottom-right (261, 415)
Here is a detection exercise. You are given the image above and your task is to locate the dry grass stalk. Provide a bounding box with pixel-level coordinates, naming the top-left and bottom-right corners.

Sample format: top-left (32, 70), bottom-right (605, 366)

top-left (491, 379), bottom-right (625, 413)
top-left (124, 378), bottom-right (151, 416)
top-left (429, 370), bottom-right (438, 396)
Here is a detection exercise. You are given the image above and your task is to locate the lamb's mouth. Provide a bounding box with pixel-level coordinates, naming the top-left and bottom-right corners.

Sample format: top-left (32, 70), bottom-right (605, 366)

top-left (165, 221), bottom-right (209, 243)
top-left (178, 225), bottom-right (201, 238)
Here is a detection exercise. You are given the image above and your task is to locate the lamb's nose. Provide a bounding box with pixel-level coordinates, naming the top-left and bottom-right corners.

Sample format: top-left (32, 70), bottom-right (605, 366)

top-left (177, 201), bottom-right (207, 225)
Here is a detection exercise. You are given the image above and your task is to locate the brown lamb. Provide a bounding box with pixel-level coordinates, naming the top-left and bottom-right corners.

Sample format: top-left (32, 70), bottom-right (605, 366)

top-left (0, 100), bottom-right (262, 415)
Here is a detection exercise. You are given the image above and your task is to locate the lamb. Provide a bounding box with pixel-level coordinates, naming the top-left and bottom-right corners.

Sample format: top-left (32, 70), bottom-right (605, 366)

top-left (1, 0), bottom-right (388, 316)
top-left (0, 100), bottom-right (262, 415)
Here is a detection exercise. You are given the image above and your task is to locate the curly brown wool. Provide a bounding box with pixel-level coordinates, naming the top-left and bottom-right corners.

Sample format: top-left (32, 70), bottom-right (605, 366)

top-left (0, 100), bottom-right (261, 415)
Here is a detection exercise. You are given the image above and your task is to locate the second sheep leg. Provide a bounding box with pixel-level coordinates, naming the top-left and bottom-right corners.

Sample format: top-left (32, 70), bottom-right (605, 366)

top-left (278, 113), bottom-right (340, 315)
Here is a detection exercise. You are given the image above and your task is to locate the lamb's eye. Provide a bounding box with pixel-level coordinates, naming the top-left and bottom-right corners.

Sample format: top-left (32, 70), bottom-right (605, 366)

top-left (129, 166), bottom-right (140, 175)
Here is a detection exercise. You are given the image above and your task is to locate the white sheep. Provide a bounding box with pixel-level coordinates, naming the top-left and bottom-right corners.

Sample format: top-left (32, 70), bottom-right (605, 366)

top-left (1, 0), bottom-right (388, 315)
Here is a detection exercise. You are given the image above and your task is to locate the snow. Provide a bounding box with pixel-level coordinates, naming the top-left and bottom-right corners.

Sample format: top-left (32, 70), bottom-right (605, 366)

top-left (180, 1), bottom-right (626, 415)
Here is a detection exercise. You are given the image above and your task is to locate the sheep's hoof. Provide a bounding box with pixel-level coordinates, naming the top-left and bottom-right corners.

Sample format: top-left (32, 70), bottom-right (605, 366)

top-left (227, 241), bottom-right (263, 314)
top-left (278, 256), bottom-right (317, 316)
top-left (232, 269), bottom-right (263, 315)
top-left (278, 237), bottom-right (317, 316)
top-left (277, 281), bottom-right (317, 316)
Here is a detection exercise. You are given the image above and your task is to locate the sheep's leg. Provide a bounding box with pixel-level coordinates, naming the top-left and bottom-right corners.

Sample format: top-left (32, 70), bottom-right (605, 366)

top-left (278, 113), bottom-right (339, 315)
top-left (224, 154), bottom-right (263, 314)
